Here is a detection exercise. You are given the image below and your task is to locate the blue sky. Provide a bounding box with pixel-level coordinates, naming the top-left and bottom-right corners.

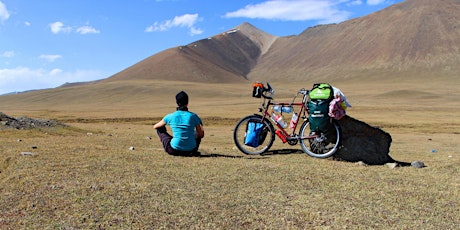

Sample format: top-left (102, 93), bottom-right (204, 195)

top-left (0, 0), bottom-right (402, 94)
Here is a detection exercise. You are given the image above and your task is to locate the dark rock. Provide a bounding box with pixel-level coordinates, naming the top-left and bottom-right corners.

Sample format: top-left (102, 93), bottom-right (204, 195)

top-left (0, 112), bottom-right (65, 130)
top-left (333, 115), bottom-right (397, 165)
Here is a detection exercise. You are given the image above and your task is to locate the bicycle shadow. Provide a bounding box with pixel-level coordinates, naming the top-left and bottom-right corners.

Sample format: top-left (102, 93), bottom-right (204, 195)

top-left (261, 148), bottom-right (303, 156)
top-left (197, 153), bottom-right (244, 158)
top-left (173, 152), bottom-right (244, 158)
top-left (173, 149), bottom-right (302, 158)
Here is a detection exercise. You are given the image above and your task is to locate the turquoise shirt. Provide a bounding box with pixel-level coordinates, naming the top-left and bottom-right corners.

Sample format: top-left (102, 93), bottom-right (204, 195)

top-left (163, 110), bottom-right (202, 151)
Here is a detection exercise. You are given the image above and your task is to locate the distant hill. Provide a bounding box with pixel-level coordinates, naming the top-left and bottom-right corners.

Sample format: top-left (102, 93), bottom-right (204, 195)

top-left (1, 0), bottom-right (459, 114)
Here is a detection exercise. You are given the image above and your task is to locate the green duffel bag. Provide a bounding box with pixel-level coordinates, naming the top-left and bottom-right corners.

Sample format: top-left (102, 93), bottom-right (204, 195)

top-left (309, 83), bottom-right (333, 100)
top-left (307, 99), bottom-right (332, 133)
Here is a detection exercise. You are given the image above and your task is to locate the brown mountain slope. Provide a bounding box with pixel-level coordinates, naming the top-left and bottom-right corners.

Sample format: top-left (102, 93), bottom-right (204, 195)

top-left (1, 0), bottom-right (460, 115)
top-left (249, 0), bottom-right (460, 81)
top-left (106, 23), bottom-right (277, 83)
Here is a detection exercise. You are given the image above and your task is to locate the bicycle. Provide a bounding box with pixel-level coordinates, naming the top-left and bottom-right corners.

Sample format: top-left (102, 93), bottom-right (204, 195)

top-left (233, 82), bottom-right (341, 158)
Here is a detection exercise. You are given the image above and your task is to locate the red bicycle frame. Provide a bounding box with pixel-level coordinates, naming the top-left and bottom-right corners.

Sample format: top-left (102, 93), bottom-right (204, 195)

top-left (258, 87), bottom-right (311, 143)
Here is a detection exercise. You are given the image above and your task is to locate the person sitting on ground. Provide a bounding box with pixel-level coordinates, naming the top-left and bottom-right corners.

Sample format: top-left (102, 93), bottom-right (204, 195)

top-left (153, 91), bottom-right (205, 156)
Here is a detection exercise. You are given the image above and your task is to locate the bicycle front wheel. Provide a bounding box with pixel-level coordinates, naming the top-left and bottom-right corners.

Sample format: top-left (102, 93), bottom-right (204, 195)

top-left (233, 115), bottom-right (275, 155)
top-left (299, 120), bottom-right (341, 158)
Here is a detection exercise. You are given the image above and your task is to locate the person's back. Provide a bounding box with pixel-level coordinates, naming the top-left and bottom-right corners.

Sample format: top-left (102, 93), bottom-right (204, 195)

top-left (153, 91), bottom-right (204, 156)
top-left (164, 110), bottom-right (201, 151)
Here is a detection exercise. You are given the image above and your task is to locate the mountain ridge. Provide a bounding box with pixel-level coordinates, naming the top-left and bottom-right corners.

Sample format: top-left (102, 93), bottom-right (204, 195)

top-left (105, 0), bottom-right (460, 84)
top-left (249, 0), bottom-right (460, 81)
top-left (1, 0), bottom-right (459, 112)
top-left (105, 22), bottom-right (278, 83)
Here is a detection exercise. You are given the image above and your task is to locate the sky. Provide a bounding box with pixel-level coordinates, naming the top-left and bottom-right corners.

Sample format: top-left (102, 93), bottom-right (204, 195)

top-left (0, 0), bottom-right (403, 95)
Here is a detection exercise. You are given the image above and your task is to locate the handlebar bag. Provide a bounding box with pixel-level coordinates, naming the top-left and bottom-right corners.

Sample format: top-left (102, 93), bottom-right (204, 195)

top-left (252, 82), bottom-right (264, 98)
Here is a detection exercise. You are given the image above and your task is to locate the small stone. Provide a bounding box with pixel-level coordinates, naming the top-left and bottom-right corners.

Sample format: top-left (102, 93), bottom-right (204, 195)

top-left (386, 162), bottom-right (398, 169)
top-left (356, 161), bottom-right (367, 166)
top-left (17, 139), bottom-right (22, 142)
top-left (411, 161), bottom-right (425, 168)
top-left (31, 146), bottom-right (38, 149)
top-left (20, 152), bottom-right (35, 156)
top-left (129, 146), bottom-right (135, 151)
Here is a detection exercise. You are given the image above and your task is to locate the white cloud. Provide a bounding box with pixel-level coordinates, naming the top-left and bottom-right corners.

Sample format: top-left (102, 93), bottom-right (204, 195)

top-left (2, 50), bottom-right (15, 58)
top-left (39, 54), bottom-right (62, 63)
top-left (0, 67), bottom-right (105, 94)
top-left (367, 0), bottom-right (386, 5)
top-left (189, 27), bottom-right (204, 36)
top-left (49, 21), bottom-right (72, 34)
top-left (224, 0), bottom-right (351, 24)
top-left (49, 21), bottom-right (100, 35)
top-left (76, 25), bottom-right (100, 34)
top-left (24, 21), bottom-right (31, 26)
top-left (145, 13), bottom-right (203, 36)
top-left (49, 68), bottom-right (63, 76)
top-left (349, 0), bottom-right (363, 5)
top-left (0, 0), bottom-right (10, 23)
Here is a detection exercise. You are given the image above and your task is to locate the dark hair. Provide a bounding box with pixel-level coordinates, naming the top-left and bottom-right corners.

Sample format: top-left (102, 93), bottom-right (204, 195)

top-left (175, 91), bottom-right (189, 106)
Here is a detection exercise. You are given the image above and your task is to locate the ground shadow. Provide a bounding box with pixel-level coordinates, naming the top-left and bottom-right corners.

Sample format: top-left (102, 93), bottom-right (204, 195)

top-left (172, 152), bottom-right (244, 158)
top-left (262, 148), bottom-right (303, 156)
top-left (173, 149), bottom-right (302, 158)
top-left (197, 153), bottom-right (244, 158)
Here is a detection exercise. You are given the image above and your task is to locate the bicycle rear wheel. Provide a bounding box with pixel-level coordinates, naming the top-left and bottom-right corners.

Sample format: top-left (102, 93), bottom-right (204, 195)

top-left (233, 115), bottom-right (275, 155)
top-left (299, 120), bottom-right (341, 158)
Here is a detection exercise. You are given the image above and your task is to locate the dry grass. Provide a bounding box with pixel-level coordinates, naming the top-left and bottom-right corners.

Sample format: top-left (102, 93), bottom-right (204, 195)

top-left (1, 80), bottom-right (459, 228)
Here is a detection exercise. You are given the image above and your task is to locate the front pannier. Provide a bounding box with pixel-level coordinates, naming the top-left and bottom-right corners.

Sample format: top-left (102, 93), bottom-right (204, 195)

top-left (244, 121), bottom-right (264, 147)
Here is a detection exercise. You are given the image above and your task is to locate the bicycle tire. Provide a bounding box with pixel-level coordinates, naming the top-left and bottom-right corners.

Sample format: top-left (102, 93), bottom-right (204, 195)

top-left (233, 115), bottom-right (275, 155)
top-left (299, 119), bottom-right (341, 158)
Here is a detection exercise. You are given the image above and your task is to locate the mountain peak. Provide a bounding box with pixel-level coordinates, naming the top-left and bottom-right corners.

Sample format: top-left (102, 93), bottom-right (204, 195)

top-left (231, 22), bottom-right (278, 54)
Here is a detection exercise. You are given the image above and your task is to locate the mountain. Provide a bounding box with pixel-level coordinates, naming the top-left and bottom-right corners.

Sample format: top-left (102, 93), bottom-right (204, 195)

top-left (105, 0), bottom-right (460, 83)
top-left (1, 0), bottom-right (459, 114)
top-left (250, 0), bottom-right (460, 81)
top-left (105, 23), bottom-right (277, 83)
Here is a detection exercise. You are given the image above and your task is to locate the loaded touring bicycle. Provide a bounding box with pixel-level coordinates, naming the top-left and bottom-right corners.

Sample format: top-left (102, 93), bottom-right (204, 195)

top-left (233, 82), bottom-right (342, 158)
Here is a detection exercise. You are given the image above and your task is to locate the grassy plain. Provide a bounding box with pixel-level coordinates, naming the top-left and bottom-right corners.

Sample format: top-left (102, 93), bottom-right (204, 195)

top-left (1, 79), bottom-right (459, 228)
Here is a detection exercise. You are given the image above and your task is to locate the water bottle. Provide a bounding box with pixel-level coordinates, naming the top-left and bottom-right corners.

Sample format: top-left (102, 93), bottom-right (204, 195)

top-left (272, 105), bottom-right (282, 113)
top-left (276, 114), bottom-right (288, 128)
top-left (282, 106), bottom-right (293, 113)
top-left (271, 112), bottom-right (287, 128)
top-left (289, 113), bottom-right (298, 129)
top-left (271, 112), bottom-right (278, 122)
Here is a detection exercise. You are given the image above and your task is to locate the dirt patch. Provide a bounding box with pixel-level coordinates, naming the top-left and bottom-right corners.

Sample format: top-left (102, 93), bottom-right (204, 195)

top-left (0, 112), bottom-right (65, 130)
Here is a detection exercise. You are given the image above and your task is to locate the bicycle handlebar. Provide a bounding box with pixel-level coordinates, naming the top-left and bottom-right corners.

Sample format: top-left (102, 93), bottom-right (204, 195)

top-left (298, 88), bottom-right (310, 95)
top-left (259, 82), bottom-right (309, 100)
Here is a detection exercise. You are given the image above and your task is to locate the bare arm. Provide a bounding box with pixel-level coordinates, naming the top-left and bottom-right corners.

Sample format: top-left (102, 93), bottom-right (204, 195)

top-left (153, 120), bottom-right (166, 129)
top-left (196, 124), bottom-right (204, 138)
